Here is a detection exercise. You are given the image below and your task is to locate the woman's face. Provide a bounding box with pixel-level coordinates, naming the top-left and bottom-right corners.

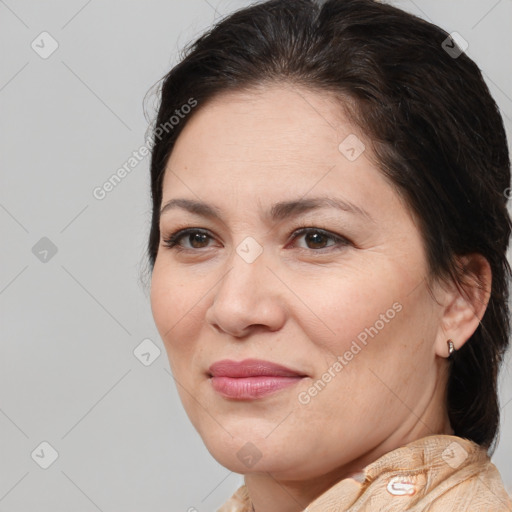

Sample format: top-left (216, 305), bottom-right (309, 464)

top-left (150, 84), bottom-right (450, 480)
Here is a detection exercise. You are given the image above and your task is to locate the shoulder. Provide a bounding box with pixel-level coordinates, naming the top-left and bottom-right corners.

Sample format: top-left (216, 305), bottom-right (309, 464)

top-left (423, 459), bottom-right (512, 512)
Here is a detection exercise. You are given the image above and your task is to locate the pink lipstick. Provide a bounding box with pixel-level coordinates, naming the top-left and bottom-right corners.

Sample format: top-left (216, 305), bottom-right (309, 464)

top-left (208, 358), bottom-right (306, 400)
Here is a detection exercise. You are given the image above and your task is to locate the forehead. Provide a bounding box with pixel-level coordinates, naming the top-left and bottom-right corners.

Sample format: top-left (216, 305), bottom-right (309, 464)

top-left (164, 84), bottom-right (366, 186)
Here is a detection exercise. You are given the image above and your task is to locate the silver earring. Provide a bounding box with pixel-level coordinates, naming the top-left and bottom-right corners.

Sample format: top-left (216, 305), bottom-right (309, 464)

top-left (447, 339), bottom-right (456, 358)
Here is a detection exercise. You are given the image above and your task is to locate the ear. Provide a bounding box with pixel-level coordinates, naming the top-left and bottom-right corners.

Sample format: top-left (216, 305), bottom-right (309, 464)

top-left (434, 253), bottom-right (492, 358)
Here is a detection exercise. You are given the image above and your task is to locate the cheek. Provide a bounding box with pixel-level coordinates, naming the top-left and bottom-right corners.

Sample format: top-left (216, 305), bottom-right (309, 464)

top-left (291, 265), bottom-right (432, 414)
top-left (150, 263), bottom-right (203, 368)
top-left (298, 281), bottom-right (434, 421)
top-left (290, 266), bottom-right (402, 359)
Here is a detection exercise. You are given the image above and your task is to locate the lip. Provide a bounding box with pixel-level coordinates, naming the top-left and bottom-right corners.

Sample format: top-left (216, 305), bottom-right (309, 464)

top-left (208, 358), bottom-right (307, 400)
top-left (209, 358), bottom-right (305, 378)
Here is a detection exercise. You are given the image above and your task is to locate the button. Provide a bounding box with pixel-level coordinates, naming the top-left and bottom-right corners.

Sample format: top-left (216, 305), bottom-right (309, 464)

top-left (387, 476), bottom-right (417, 496)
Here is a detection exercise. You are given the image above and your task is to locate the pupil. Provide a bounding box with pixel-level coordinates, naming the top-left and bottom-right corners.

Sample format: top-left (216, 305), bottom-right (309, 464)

top-left (191, 233), bottom-right (207, 248)
top-left (306, 232), bottom-right (326, 248)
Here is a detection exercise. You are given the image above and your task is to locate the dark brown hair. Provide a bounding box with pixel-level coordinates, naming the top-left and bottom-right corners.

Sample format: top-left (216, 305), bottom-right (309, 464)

top-left (144, 0), bottom-right (512, 451)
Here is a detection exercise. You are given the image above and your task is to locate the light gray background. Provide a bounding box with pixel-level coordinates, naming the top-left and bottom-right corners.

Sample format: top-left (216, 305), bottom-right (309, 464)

top-left (1, 1), bottom-right (511, 511)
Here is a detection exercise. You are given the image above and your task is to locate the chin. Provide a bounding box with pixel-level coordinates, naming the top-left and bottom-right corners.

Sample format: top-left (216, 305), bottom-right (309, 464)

top-left (209, 450), bottom-right (295, 476)
top-left (198, 428), bottom-right (307, 477)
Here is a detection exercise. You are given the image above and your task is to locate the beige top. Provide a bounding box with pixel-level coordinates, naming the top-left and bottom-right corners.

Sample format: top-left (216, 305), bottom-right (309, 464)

top-left (218, 434), bottom-right (512, 511)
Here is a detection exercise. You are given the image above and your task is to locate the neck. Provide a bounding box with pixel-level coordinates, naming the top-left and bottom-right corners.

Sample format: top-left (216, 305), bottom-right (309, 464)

top-left (244, 466), bottom-right (363, 512)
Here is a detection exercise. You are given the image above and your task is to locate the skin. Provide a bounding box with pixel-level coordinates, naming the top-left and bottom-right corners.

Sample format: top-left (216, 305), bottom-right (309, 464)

top-left (150, 83), bottom-right (491, 512)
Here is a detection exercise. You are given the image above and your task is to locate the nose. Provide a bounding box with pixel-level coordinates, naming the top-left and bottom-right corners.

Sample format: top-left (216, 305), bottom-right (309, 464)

top-left (204, 240), bottom-right (287, 338)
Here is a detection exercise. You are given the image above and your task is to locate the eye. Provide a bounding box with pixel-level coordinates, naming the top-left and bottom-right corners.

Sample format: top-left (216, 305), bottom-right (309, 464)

top-left (162, 228), bottom-right (214, 250)
top-left (289, 227), bottom-right (349, 251)
top-left (161, 226), bottom-right (349, 252)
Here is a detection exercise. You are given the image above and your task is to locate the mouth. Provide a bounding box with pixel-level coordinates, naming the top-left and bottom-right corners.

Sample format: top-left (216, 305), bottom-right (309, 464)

top-left (208, 358), bottom-right (308, 400)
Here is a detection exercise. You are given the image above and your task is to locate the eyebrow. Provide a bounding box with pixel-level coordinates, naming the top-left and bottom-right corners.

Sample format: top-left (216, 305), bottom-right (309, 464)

top-left (160, 196), bottom-right (374, 223)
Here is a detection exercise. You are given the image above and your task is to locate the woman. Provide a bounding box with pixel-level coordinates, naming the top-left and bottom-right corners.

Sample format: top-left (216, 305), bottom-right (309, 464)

top-left (146, 0), bottom-right (512, 510)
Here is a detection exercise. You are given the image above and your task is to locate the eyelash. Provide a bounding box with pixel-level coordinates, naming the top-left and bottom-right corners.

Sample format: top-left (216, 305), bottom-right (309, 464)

top-left (161, 225), bottom-right (350, 253)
